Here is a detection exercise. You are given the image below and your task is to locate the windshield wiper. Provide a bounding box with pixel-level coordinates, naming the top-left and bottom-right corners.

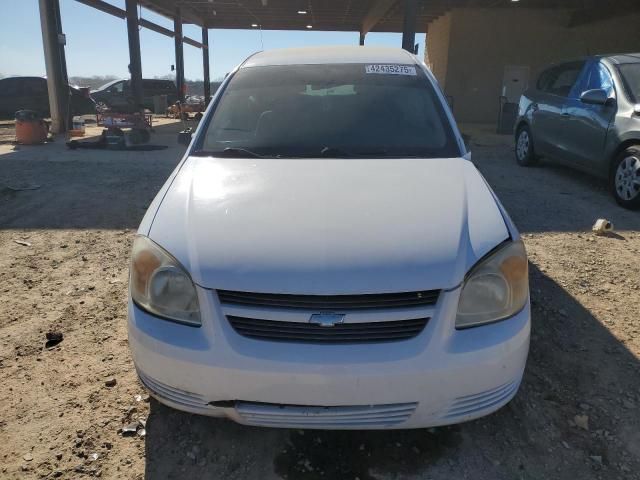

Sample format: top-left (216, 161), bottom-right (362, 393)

top-left (319, 146), bottom-right (389, 158)
top-left (218, 147), bottom-right (265, 158)
top-left (191, 147), bottom-right (266, 158)
top-left (320, 146), bottom-right (353, 157)
top-left (193, 146), bottom-right (400, 159)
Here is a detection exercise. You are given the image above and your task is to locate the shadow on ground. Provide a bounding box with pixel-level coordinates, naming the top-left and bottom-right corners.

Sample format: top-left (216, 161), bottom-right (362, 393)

top-left (0, 120), bottom-right (188, 230)
top-left (143, 263), bottom-right (640, 479)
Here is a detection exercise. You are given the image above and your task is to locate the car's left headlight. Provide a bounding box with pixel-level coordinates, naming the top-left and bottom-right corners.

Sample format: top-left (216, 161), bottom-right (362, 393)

top-left (455, 240), bottom-right (529, 329)
top-left (130, 235), bottom-right (201, 326)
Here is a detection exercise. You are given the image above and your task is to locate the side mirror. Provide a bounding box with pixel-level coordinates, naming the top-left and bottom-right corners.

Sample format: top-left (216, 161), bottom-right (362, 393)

top-left (178, 128), bottom-right (192, 146)
top-left (580, 89), bottom-right (609, 106)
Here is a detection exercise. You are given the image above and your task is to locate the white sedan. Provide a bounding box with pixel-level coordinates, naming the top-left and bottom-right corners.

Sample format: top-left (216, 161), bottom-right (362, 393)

top-left (128, 46), bottom-right (530, 429)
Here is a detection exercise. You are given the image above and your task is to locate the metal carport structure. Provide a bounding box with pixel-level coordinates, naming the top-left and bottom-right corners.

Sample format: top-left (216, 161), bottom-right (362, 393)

top-left (39, 0), bottom-right (639, 133)
top-left (39, 0), bottom-right (431, 133)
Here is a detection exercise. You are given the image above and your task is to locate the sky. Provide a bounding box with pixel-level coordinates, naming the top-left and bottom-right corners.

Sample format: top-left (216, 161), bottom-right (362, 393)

top-left (0, 0), bottom-right (420, 81)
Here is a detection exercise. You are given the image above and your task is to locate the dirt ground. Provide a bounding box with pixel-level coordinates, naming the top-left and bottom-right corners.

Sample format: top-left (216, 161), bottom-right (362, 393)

top-left (0, 122), bottom-right (638, 480)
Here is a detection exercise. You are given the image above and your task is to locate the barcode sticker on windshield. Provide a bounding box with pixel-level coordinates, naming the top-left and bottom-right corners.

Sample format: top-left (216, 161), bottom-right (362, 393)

top-left (365, 64), bottom-right (417, 76)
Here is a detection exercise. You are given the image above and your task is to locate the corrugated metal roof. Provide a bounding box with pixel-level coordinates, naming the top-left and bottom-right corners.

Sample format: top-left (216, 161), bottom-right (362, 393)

top-left (137, 0), bottom-right (640, 32)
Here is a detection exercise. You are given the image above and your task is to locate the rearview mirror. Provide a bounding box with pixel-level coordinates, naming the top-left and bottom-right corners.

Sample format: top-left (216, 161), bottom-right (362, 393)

top-left (580, 89), bottom-right (609, 106)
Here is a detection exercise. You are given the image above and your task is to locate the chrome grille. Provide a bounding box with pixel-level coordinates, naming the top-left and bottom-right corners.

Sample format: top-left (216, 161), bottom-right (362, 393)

top-left (236, 401), bottom-right (417, 428)
top-left (227, 316), bottom-right (428, 343)
top-left (217, 289), bottom-right (440, 310)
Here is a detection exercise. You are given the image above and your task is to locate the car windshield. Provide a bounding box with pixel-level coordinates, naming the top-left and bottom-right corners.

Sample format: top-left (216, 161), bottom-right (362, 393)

top-left (618, 63), bottom-right (640, 103)
top-left (194, 63), bottom-right (460, 158)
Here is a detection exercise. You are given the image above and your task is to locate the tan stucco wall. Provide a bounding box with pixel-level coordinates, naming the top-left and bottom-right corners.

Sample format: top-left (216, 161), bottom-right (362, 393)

top-left (425, 13), bottom-right (452, 88)
top-left (426, 8), bottom-right (640, 123)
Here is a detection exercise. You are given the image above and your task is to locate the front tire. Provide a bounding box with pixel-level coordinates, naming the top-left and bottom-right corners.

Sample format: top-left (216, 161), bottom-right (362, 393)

top-left (515, 125), bottom-right (539, 167)
top-left (610, 146), bottom-right (640, 210)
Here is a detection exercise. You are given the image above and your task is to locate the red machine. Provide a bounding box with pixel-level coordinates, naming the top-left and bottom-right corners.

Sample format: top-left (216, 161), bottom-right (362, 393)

top-left (96, 112), bottom-right (153, 147)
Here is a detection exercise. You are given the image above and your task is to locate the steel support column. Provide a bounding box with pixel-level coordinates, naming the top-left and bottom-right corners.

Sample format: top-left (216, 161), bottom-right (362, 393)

top-left (202, 27), bottom-right (211, 104)
top-left (125, 0), bottom-right (144, 111)
top-left (359, 31), bottom-right (365, 46)
top-left (401, 0), bottom-right (417, 52)
top-left (38, 0), bottom-right (69, 133)
top-left (174, 8), bottom-right (185, 102)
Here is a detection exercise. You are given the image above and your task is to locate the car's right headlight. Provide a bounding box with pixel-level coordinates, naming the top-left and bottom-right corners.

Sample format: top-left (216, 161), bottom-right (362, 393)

top-left (455, 240), bottom-right (529, 329)
top-left (129, 235), bottom-right (201, 326)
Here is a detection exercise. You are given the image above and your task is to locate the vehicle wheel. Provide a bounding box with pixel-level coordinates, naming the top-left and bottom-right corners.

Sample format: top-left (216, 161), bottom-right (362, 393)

top-left (515, 125), bottom-right (539, 167)
top-left (610, 146), bottom-right (640, 210)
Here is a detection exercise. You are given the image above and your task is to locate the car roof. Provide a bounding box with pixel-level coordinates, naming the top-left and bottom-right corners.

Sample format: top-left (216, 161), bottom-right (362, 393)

top-left (539, 53), bottom-right (640, 71)
top-left (101, 78), bottom-right (175, 83)
top-left (598, 53), bottom-right (640, 64)
top-left (242, 46), bottom-right (417, 68)
top-left (0, 76), bottom-right (45, 82)
top-left (99, 79), bottom-right (124, 88)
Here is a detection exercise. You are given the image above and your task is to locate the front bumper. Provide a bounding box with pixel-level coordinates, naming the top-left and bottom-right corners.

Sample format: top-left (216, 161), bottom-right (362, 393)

top-left (128, 286), bottom-right (530, 429)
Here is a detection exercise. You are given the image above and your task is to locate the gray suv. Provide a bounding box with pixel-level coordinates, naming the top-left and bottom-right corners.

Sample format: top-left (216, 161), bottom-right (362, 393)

top-left (515, 54), bottom-right (640, 209)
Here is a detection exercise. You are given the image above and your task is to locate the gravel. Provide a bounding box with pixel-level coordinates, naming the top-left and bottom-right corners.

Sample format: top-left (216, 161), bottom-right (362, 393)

top-left (0, 122), bottom-right (638, 479)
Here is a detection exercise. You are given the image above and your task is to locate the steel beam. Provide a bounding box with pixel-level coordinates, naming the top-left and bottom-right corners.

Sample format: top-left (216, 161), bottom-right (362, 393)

top-left (202, 28), bottom-right (211, 104)
top-left (138, 0), bottom-right (202, 26)
top-left (139, 18), bottom-right (174, 37)
top-left (125, 0), bottom-right (144, 112)
top-left (75, 0), bottom-right (179, 39)
top-left (401, 0), bottom-right (417, 52)
top-left (361, 0), bottom-right (397, 35)
top-left (75, 0), bottom-right (125, 18)
top-left (39, 0), bottom-right (69, 133)
top-left (183, 36), bottom-right (204, 49)
top-left (174, 8), bottom-right (185, 102)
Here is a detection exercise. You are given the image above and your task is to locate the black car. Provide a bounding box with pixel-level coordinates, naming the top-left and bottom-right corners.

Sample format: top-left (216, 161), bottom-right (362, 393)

top-left (90, 79), bottom-right (179, 112)
top-left (0, 76), bottom-right (96, 120)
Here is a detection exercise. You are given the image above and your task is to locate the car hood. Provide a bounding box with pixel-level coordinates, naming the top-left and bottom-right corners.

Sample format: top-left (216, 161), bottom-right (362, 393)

top-left (147, 157), bottom-right (509, 293)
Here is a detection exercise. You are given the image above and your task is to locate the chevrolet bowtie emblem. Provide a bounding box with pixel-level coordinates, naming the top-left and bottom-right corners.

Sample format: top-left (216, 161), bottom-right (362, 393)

top-left (309, 313), bottom-right (345, 327)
